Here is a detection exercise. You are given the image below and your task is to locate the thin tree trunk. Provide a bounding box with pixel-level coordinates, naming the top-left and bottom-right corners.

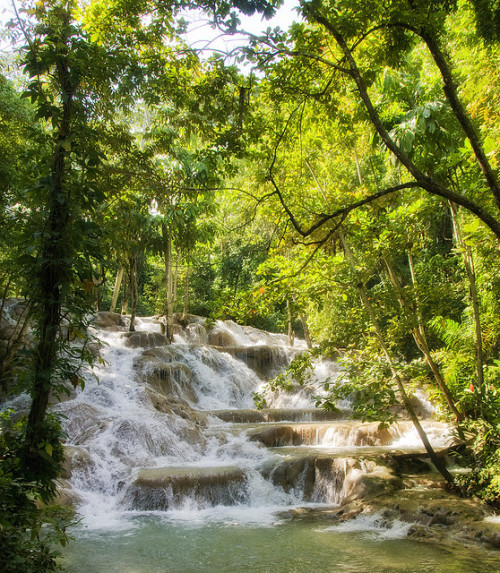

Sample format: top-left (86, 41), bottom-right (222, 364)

top-left (182, 266), bottom-right (190, 320)
top-left (110, 267), bottom-right (124, 313)
top-left (128, 256), bottom-right (138, 332)
top-left (354, 145), bottom-right (363, 186)
top-left (290, 295), bottom-right (313, 349)
top-left (339, 232), bottom-right (454, 485)
top-left (173, 251), bottom-right (180, 307)
top-left (286, 298), bottom-right (294, 347)
top-left (163, 224), bottom-right (174, 343)
top-left (121, 273), bottom-right (129, 315)
top-left (300, 314), bottom-right (312, 349)
top-left (384, 256), bottom-right (463, 421)
top-left (449, 202), bottom-right (485, 406)
top-left (94, 263), bottom-right (103, 312)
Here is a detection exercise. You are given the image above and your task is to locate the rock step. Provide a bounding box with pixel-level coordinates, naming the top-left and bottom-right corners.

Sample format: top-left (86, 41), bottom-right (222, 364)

top-left (248, 421), bottom-right (449, 448)
top-left (209, 408), bottom-right (350, 424)
top-left (261, 454), bottom-right (402, 504)
top-left (123, 466), bottom-right (248, 510)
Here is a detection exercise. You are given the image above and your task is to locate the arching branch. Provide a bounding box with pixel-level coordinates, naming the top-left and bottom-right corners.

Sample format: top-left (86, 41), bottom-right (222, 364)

top-left (302, 8), bottom-right (500, 240)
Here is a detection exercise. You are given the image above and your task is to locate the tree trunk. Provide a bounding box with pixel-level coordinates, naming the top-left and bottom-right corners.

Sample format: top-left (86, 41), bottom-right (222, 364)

top-left (182, 266), bottom-right (190, 320)
top-left (449, 202), bottom-right (485, 407)
top-left (173, 251), bottom-right (180, 307)
top-left (110, 267), bottom-right (124, 313)
top-left (121, 273), bottom-right (129, 315)
top-left (339, 232), bottom-right (454, 485)
top-left (300, 314), bottom-right (313, 349)
top-left (163, 224), bottom-right (174, 343)
top-left (128, 256), bottom-right (138, 332)
top-left (25, 41), bottom-right (76, 473)
top-left (384, 255), bottom-right (463, 421)
top-left (286, 298), bottom-right (294, 347)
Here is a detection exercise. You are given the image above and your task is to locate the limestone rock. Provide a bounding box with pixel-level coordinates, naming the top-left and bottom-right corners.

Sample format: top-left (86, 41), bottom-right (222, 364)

top-left (207, 330), bottom-right (236, 347)
top-left (124, 466), bottom-right (248, 510)
top-left (122, 331), bottom-right (169, 348)
top-left (217, 345), bottom-right (289, 378)
top-left (62, 445), bottom-right (95, 480)
top-left (93, 311), bottom-right (125, 329)
top-left (135, 348), bottom-right (197, 403)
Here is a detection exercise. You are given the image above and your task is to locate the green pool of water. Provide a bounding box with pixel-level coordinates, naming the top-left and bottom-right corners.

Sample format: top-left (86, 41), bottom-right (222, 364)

top-left (62, 515), bottom-right (500, 573)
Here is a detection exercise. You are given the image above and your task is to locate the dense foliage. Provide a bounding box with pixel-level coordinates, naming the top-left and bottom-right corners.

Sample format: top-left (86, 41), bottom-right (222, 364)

top-left (1, 0), bottom-right (500, 568)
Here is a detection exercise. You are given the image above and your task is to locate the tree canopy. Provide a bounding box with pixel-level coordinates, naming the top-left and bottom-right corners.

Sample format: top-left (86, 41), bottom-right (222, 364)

top-left (1, 0), bottom-right (500, 567)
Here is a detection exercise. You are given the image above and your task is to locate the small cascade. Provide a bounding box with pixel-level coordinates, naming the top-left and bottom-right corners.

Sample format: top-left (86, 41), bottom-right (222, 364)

top-left (52, 313), bottom-right (450, 528)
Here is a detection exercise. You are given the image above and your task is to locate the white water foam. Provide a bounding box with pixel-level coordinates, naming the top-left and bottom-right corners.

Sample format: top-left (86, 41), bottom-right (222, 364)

top-left (391, 422), bottom-right (453, 449)
top-left (319, 512), bottom-right (414, 540)
top-left (46, 316), bottom-right (450, 532)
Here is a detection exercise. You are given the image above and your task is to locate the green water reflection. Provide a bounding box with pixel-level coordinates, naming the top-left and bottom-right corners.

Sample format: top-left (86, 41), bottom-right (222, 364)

top-left (63, 516), bottom-right (500, 573)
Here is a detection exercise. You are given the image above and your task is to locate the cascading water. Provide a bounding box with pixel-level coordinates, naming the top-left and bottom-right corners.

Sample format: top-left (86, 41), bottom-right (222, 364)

top-left (55, 316), bottom-right (342, 526)
top-left (48, 314), bottom-right (500, 572)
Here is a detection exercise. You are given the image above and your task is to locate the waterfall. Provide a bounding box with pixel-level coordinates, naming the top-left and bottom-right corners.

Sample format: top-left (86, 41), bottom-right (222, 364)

top-left (49, 314), bottom-right (450, 530)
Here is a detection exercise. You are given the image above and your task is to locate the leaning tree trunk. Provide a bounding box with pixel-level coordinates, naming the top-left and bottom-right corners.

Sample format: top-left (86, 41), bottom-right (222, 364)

top-left (449, 202), bottom-right (485, 408)
top-left (383, 255), bottom-right (463, 422)
top-left (339, 232), bottom-right (455, 485)
top-left (110, 267), bottom-right (124, 313)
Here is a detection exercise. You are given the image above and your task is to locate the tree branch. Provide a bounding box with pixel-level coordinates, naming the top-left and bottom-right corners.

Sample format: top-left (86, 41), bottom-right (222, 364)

top-left (304, 9), bottom-right (500, 240)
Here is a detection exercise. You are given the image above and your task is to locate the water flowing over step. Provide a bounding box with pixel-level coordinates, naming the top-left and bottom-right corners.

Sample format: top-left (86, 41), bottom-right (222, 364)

top-left (209, 408), bottom-right (350, 423)
top-left (52, 313), bottom-right (449, 525)
top-left (247, 420), bottom-right (448, 448)
top-left (124, 466), bottom-right (249, 510)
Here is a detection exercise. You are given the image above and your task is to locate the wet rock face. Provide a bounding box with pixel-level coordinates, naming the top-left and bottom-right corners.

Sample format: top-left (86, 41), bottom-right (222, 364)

top-left (217, 346), bottom-right (289, 379)
top-left (207, 330), bottom-right (236, 347)
top-left (248, 421), bottom-right (417, 448)
top-left (263, 455), bottom-right (372, 504)
top-left (211, 408), bottom-right (346, 424)
top-left (184, 323), bottom-right (208, 345)
top-left (134, 348), bottom-right (197, 404)
top-left (62, 445), bottom-right (96, 480)
top-left (60, 403), bottom-right (109, 444)
top-left (124, 466), bottom-right (249, 510)
top-left (93, 311), bottom-right (126, 329)
top-left (122, 331), bottom-right (169, 348)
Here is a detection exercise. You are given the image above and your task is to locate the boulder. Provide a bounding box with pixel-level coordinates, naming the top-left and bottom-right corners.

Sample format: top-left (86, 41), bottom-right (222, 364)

top-left (217, 345), bottom-right (289, 378)
top-left (93, 311), bottom-right (126, 329)
top-left (62, 445), bottom-right (95, 480)
top-left (135, 349), bottom-right (197, 403)
top-left (207, 330), bottom-right (236, 347)
top-left (122, 331), bottom-right (169, 348)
